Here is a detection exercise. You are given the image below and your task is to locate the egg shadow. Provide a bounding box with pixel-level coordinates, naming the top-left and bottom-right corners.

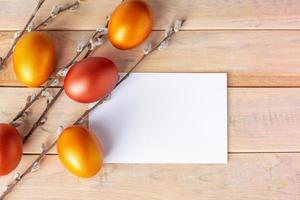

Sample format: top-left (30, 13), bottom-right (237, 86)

top-left (91, 121), bottom-right (114, 158)
top-left (89, 85), bottom-right (139, 160)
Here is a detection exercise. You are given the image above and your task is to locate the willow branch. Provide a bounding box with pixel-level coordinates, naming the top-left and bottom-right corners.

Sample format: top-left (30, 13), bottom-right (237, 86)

top-left (22, 87), bottom-right (64, 143)
top-left (61, 19), bottom-right (185, 154)
top-left (0, 140), bottom-right (57, 200)
top-left (0, 0), bottom-right (46, 70)
top-left (0, 0), bottom-right (80, 70)
top-left (34, 1), bottom-right (80, 30)
top-left (11, 28), bottom-right (106, 141)
top-left (11, 29), bottom-right (106, 123)
top-left (83, 21), bottom-right (109, 59)
top-left (75, 20), bottom-right (185, 124)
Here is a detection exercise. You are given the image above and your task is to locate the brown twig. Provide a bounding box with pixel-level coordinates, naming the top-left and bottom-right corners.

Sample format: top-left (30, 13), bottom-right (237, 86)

top-left (10, 14), bottom-right (109, 143)
top-left (19, 28), bottom-right (108, 141)
top-left (8, 0), bottom-right (106, 123)
top-left (34, 1), bottom-right (80, 30)
top-left (22, 87), bottom-right (64, 143)
top-left (83, 21), bottom-right (109, 59)
top-left (0, 0), bottom-right (80, 70)
top-left (0, 0), bottom-right (46, 70)
top-left (11, 28), bottom-right (107, 141)
top-left (11, 29), bottom-right (106, 123)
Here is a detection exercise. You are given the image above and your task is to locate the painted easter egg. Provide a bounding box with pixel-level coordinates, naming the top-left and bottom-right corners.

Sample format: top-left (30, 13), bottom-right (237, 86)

top-left (57, 126), bottom-right (103, 178)
top-left (13, 31), bottom-right (56, 87)
top-left (108, 0), bottom-right (153, 50)
top-left (64, 57), bottom-right (118, 103)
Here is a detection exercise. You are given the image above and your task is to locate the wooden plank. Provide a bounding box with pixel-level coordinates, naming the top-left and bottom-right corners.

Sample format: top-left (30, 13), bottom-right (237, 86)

top-left (1, 0), bottom-right (300, 30)
top-left (1, 30), bottom-right (300, 87)
top-left (0, 153), bottom-right (299, 199)
top-left (229, 88), bottom-right (300, 152)
top-left (1, 87), bottom-right (300, 154)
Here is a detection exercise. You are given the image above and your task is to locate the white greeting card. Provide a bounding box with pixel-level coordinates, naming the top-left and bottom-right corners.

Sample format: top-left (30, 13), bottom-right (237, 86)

top-left (89, 73), bottom-right (227, 164)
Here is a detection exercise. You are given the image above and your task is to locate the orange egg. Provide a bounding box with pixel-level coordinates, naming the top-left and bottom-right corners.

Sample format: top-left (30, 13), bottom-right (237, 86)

top-left (57, 126), bottom-right (103, 178)
top-left (13, 31), bottom-right (56, 87)
top-left (0, 123), bottom-right (23, 176)
top-left (108, 0), bottom-right (153, 50)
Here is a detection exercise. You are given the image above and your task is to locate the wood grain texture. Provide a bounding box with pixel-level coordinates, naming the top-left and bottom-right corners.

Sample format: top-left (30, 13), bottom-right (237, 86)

top-left (1, 0), bottom-right (300, 30)
top-left (229, 88), bottom-right (300, 152)
top-left (1, 87), bottom-right (300, 154)
top-left (0, 153), bottom-right (300, 200)
top-left (1, 30), bottom-right (300, 87)
top-left (1, 1), bottom-right (300, 199)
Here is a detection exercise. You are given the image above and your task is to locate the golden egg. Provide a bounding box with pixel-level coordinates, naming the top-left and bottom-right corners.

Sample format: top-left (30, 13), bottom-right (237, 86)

top-left (57, 126), bottom-right (103, 178)
top-left (108, 0), bottom-right (153, 50)
top-left (13, 31), bottom-right (56, 87)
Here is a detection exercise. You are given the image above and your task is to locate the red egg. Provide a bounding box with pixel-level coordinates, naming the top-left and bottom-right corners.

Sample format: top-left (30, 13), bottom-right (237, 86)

top-left (0, 123), bottom-right (23, 176)
top-left (64, 57), bottom-right (118, 103)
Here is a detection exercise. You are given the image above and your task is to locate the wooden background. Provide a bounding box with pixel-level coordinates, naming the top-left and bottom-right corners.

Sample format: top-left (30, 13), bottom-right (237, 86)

top-left (0, 0), bottom-right (300, 199)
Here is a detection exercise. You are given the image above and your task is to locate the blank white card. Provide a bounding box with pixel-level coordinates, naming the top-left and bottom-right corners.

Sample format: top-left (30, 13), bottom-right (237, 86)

top-left (89, 73), bottom-right (227, 164)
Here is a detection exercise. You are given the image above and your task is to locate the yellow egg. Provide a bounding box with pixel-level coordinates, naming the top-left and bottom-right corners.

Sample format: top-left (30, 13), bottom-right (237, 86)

top-left (57, 126), bottom-right (103, 178)
top-left (13, 31), bottom-right (56, 87)
top-left (108, 0), bottom-right (153, 50)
